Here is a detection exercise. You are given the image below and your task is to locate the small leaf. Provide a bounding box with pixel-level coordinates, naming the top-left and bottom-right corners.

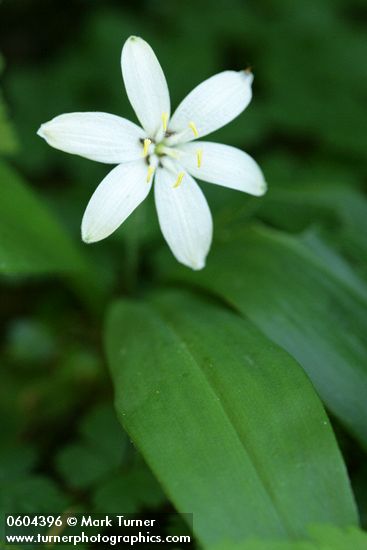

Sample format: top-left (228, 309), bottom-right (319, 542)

top-left (79, 403), bottom-right (128, 465)
top-left (56, 444), bottom-right (115, 489)
top-left (0, 446), bottom-right (37, 481)
top-left (93, 463), bottom-right (166, 513)
top-left (56, 403), bottom-right (128, 489)
top-left (0, 475), bottom-right (68, 514)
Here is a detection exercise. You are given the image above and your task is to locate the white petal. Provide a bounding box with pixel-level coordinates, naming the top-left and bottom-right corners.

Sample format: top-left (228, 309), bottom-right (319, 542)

top-left (168, 71), bottom-right (253, 143)
top-left (121, 36), bottom-right (170, 139)
top-left (37, 112), bottom-right (145, 164)
top-left (81, 161), bottom-right (150, 243)
top-left (154, 165), bottom-right (212, 270)
top-left (177, 141), bottom-right (267, 196)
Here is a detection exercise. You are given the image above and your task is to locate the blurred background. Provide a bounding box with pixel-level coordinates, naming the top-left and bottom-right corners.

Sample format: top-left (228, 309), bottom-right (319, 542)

top-left (0, 0), bottom-right (366, 545)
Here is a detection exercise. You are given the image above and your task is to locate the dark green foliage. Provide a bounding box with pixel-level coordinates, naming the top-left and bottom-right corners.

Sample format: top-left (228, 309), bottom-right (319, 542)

top-left (1, 1), bottom-right (366, 548)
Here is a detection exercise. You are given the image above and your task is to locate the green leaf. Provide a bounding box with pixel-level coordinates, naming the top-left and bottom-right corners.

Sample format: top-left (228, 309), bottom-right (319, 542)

top-left (0, 54), bottom-right (18, 155)
top-left (156, 226), bottom-right (367, 449)
top-left (0, 160), bottom-right (85, 275)
top-left (258, 183), bottom-right (367, 237)
top-left (105, 290), bottom-right (357, 546)
top-left (299, 229), bottom-right (367, 302)
top-left (210, 525), bottom-right (367, 550)
top-left (0, 95), bottom-right (18, 155)
top-left (0, 475), bottom-right (68, 514)
top-left (308, 524), bottom-right (367, 550)
top-left (258, 183), bottom-right (367, 284)
top-left (0, 446), bottom-right (37, 481)
top-left (79, 403), bottom-right (128, 464)
top-left (56, 403), bottom-right (128, 489)
top-left (0, 441), bottom-right (68, 519)
top-left (0, 443), bottom-right (69, 545)
top-left (93, 462), bottom-right (166, 514)
top-left (56, 443), bottom-right (115, 489)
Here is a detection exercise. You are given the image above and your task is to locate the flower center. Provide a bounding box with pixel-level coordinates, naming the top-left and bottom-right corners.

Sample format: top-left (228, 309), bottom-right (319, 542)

top-left (140, 116), bottom-right (203, 188)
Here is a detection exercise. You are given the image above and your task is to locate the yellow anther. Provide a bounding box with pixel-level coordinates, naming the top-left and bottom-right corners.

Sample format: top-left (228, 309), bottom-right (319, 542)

top-left (142, 138), bottom-right (152, 157)
top-left (189, 121), bottom-right (199, 138)
top-left (173, 172), bottom-right (185, 188)
top-left (196, 148), bottom-right (203, 168)
top-left (146, 166), bottom-right (155, 183)
top-left (161, 112), bottom-right (168, 132)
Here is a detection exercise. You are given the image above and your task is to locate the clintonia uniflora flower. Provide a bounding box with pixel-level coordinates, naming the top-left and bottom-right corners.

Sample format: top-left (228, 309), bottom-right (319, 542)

top-left (38, 36), bottom-right (266, 270)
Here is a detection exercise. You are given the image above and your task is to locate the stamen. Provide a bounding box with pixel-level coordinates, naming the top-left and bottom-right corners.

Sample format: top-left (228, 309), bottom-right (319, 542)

top-left (161, 112), bottom-right (168, 132)
top-left (142, 138), bottom-right (152, 157)
top-left (146, 166), bottom-right (155, 183)
top-left (196, 149), bottom-right (203, 168)
top-left (173, 172), bottom-right (185, 189)
top-left (188, 121), bottom-right (199, 138)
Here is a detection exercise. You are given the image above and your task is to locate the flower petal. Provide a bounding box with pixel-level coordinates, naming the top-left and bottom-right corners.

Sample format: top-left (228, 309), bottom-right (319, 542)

top-left (81, 160), bottom-right (151, 243)
top-left (154, 164), bottom-right (212, 270)
top-left (177, 141), bottom-right (267, 196)
top-left (37, 112), bottom-right (145, 164)
top-left (121, 36), bottom-right (170, 139)
top-left (168, 70), bottom-right (253, 143)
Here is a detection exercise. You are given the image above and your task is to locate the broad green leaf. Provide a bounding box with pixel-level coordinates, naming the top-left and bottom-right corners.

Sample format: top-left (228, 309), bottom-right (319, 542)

top-left (210, 525), bottom-right (367, 550)
top-left (105, 290), bottom-right (357, 546)
top-left (258, 183), bottom-right (367, 283)
top-left (156, 226), bottom-right (367, 449)
top-left (299, 229), bottom-right (367, 302)
top-left (0, 160), bottom-right (84, 275)
top-left (308, 524), bottom-right (367, 550)
top-left (258, 184), bottom-right (367, 236)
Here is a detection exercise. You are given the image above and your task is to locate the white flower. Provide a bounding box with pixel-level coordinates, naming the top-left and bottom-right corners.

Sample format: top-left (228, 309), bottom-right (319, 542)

top-left (37, 36), bottom-right (266, 270)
